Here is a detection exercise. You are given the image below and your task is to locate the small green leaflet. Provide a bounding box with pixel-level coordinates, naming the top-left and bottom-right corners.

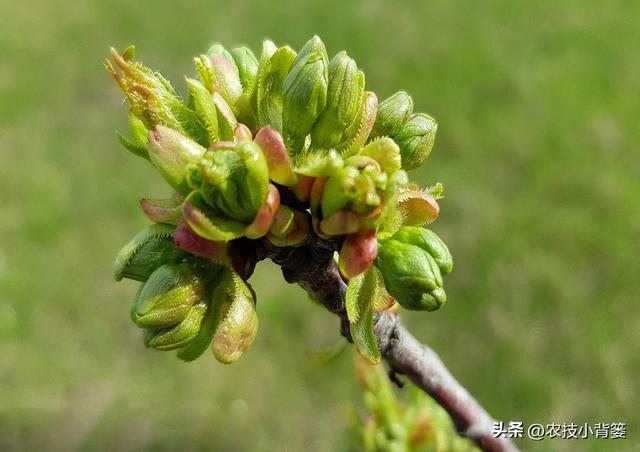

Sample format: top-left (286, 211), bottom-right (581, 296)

top-left (346, 267), bottom-right (381, 364)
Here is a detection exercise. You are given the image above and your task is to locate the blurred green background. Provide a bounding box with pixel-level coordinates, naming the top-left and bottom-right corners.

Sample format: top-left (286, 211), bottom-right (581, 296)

top-left (1, 0), bottom-right (638, 450)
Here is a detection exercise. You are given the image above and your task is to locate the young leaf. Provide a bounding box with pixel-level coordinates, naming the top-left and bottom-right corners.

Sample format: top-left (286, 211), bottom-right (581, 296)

top-left (350, 301), bottom-right (380, 364)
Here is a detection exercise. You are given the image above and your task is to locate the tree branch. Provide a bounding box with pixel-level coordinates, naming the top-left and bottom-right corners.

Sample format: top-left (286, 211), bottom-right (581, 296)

top-left (258, 236), bottom-right (519, 452)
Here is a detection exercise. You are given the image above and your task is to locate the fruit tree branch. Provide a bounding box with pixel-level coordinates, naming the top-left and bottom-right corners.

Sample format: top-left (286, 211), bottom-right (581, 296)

top-left (258, 235), bottom-right (519, 452)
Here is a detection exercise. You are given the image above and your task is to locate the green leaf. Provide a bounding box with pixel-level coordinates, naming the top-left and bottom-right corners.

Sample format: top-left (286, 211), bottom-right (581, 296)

top-left (113, 224), bottom-right (187, 282)
top-left (346, 267), bottom-right (381, 364)
top-left (350, 302), bottom-right (380, 364)
top-left (117, 131), bottom-right (149, 160)
top-left (182, 191), bottom-right (246, 242)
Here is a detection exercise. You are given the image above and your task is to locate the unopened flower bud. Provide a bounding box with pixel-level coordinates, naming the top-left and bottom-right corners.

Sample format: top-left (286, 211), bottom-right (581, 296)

top-left (233, 123), bottom-right (253, 142)
top-left (211, 269), bottom-right (259, 364)
top-left (311, 52), bottom-right (364, 149)
top-left (194, 49), bottom-right (243, 114)
top-left (388, 226), bottom-right (452, 275)
top-left (230, 46), bottom-right (259, 92)
top-left (336, 91), bottom-right (378, 156)
top-left (320, 161), bottom-right (384, 220)
top-left (266, 210), bottom-right (310, 247)
top-left (282, 36), bottom-right (329, 154)
top-left (395, 113), bottom-right (437, 170)
top-left (207, 43), bottom-right (235, 64)
top-left (360, 137), bottom-right (401, 175)
top-left (185, 77), bottom-right (219, 144)
top-left (183, 140), bottom-right (271, 241)
top-left (147, 125), bottom-right (207, 194)
top-left (131, 263), bottom-right (204, 328)
top-left (114, 224), bottom-right (187, 282)
top-left (376, 238), bottom-right (446, 311)
top-left (105, 47), bottom-right (206, 141)
top-left (269, 205), bottom-right (296, 238)
top-left (370, 91), bottom-right (413, 139)
top-left (212, 92), bottom-right (238, 141)
top-left (256, 46), bottom-right (297, 132)
top-left (147, 301), bottom-right (208, 350)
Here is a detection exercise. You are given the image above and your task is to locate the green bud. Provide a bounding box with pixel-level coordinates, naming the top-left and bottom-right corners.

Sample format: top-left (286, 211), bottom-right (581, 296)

top-left (310, 52), bottom-right (364, 149)
top-left (256, 46), bottom-right (297, 132)
top-left (194, 140), bottom-right (269, 223)
top-left (269, 205), bottom-right (296, 238)
top-left (211, 269), bottom-right (259, 364)
top-left (207, 43), bottom-right (236, 64)
top-left (395, 113), bottom-right (437, 170)
top-left (147, 125), bottom-right (207, 194)
top-left (185, 77), bottom-right (219, 144)
top-left (250, 40), bottom-right (277, 112)
top-left (105, 47), bottom-right (208, 145)
top-left (132, 263), bottom-right (204, 328)
top-left (389, 227), bottom-right (452, 275)
top-left (360, 137), bottom-right (401, 175)
top-left (282, 36), bottom-right (329, 154)
top-left (193, 52), bottom-right (243, 116)
top-left (321, 159), bottom-right (384, 219)
top-left (376, 239), bottom-right (446, 311)
top-left (230, 47), bottom-right (259, 91)
top-left (114, 224), bottom-right (187, 282)
top-left (336, 91), bottom-right (378, 156)
top-left (147, 302), bottom-right (207, 350)
top-left (370, 91), bottom-right (413, 139)
top-left (175, 265), bottom-right (224, 361)
top-left (321, 166), bottom-right (361, 218)
top-left (212, 93), bottom-right (238, 141)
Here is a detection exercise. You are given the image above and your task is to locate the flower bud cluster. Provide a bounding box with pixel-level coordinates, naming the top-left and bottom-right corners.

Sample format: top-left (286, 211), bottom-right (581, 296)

top-left (114, 225), bottom-right (258, 363)
top-left (107, 36), bottom-right (451, 364)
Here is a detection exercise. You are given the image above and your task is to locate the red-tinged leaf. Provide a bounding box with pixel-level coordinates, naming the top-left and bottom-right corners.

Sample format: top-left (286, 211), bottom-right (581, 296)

top-left (397, 189), bottom-right (440, 226)
top-left (140, 193), bottom-right (184, 223)
top-left (309, 176), bottom-right (328, 218)
top-left (291, 176), bottom-right (314, 201)
top-left (245, 184), bottom-right (280, 239)
top-left (339, 230), bottom-right (378, 279)
top-left (254, 126), bottom-right (297, 186)
top-left (234, 123), bottom-right (253, 142)
top-left (319, 209), bottom-right (362, 236)
top-left (266, 210), bottom-right (309, 247)
top-left (173, 220), bottom-right (230, 264)
top-left (269, 205), bottom-right (296, 238)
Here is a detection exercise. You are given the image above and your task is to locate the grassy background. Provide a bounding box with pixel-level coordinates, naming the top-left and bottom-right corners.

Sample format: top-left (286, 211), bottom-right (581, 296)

top-left (1, 0), bottom-right (638, 450)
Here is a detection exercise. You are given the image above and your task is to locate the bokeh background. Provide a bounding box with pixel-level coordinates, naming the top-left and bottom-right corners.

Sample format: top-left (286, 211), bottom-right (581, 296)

top-left (1, 0), bottom-right (638, 450)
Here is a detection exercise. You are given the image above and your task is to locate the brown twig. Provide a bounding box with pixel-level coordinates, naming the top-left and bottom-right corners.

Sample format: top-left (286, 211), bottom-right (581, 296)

top-left (257, 234), bottom-right (519, 452)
